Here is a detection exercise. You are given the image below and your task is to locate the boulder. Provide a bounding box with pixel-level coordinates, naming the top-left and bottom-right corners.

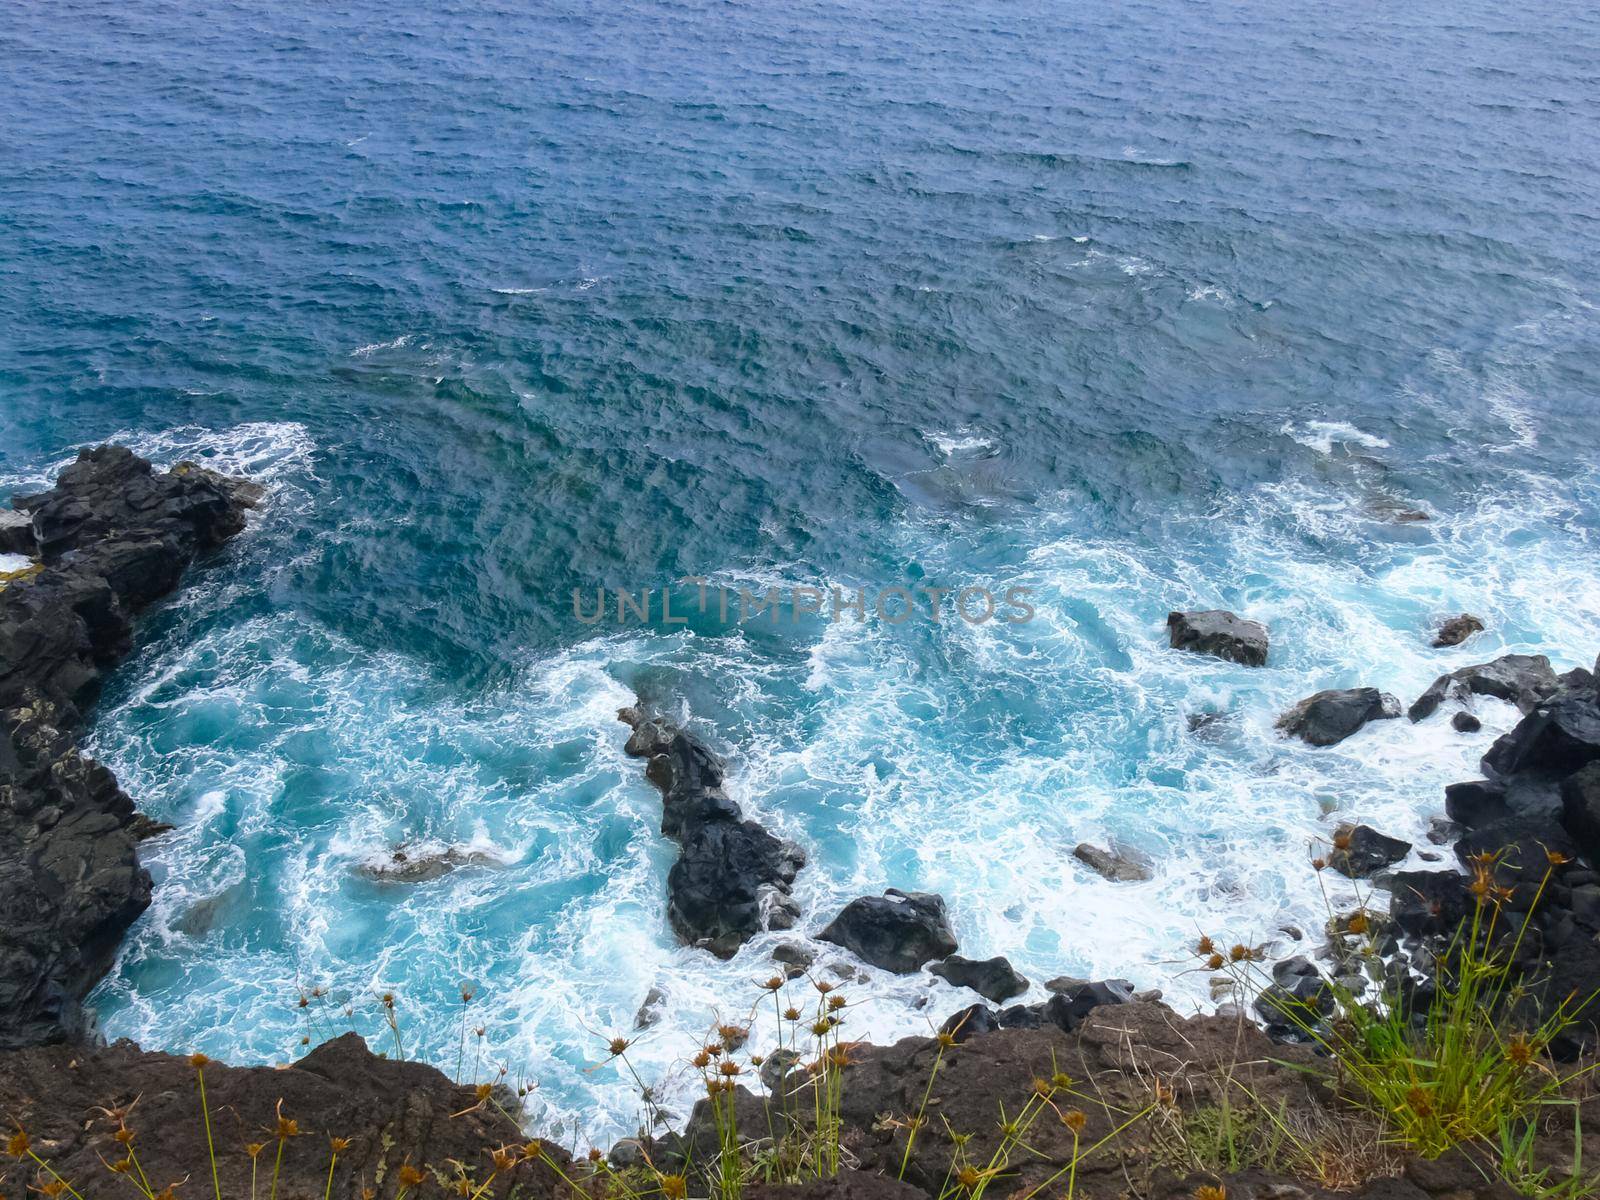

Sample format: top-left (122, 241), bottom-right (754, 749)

top-left (938, 1002), bottom-right (1001, 1043)
top-left (930, 954), bottom-right (1029, 1002)
top-left (1072, 840), bottom-right (1154, 882)
top-left (1166, 609), bottom-right (1268, 667)
top-left (1431, 613), bottom-right (1485, 648)
top-left (1277, 688), bottom-right (1401, 747)
top-left (1481, 690), bottom-right (1600, 781)
top-left (618, 707), bottom-right (805, 958)
top-left (817, 889), bottom-right (957, 973)
top-left (1452, 711), bottom-right (1482, 733)
top-left (1329, 824), bottom-right (1412, 878)
top-left (1408, 654), bottom-right (1560, 723)
top-left (1042, 978), bottom-right (1137, 1032)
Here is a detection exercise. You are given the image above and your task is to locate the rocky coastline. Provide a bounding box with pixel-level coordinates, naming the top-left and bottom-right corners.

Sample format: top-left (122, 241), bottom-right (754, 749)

top-left (3, 455), bottom-right (1599, 1200)
top-left (1, 446), bottom-right (260, 1048)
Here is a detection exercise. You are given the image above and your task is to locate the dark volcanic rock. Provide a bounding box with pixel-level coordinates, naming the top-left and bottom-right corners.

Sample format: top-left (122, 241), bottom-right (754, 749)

top-left (1481, 689), bottom-right (1600, 781)
top-left (1452, 711), bottom-right (1482, 733)
top-left (1072, 840), bottom-right (1153, 882)
top-left (1277, 687), bottom-right (1401, 746)
top-left (0, 1034), bottom-right (572, 1200)
top-left (1165, 609), bottom-right (1268, 667)
top-left (930, 954), bottom-right (1029, 1002)
top-left (1408, 654), bottom-right (1560, 723)
top-left (1329, 823), bottom-right (1412, 878)
top-left (0, 446), bottom-right (256, 1050)
top-left (1042, 978), bottom-right (1136, 1032)
top-left (1562, 763), bottom-right (1600, 863)
top-left (1431, 613), bottom-right (1485, 648)
top-left (818, 889), bottom-right (957, 973)
top-left (619, 707), bottom-right (805, 958)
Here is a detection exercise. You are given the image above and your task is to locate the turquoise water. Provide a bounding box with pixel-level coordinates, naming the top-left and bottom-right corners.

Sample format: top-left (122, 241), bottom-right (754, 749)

top-left (3, 0), bottom-right (1600, 1143)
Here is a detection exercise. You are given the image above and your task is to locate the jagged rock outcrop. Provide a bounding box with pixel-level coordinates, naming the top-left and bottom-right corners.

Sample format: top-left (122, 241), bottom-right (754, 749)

top-left (1393, 656), bottom-right (1600, 1051)
top-left (1, 446), bottom-right (258, 1049)
top-left (1277, 687), bottom-right (1401, 746)
top-left (1166, 609), bottom-right (1269, 666)
top-left (818, 889), bottom-right (957, 973)
top-left (619, 706), bottom-right (805, 958)
top-left (0, 1033), bottom-right (573, 1200)
top-left (1408, 654), bottom-right (1560, 723)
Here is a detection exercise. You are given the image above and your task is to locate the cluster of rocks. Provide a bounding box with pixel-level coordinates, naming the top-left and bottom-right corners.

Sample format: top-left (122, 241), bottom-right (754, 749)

top-left (0, 446), bottom-right (258, 1049)
top-left (619, 706), bottom-right (806, 958)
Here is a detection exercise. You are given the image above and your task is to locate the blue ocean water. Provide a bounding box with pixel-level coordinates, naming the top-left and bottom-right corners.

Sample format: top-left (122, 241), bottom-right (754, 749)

top-left (3, 0), bottom-right (1600, 1142)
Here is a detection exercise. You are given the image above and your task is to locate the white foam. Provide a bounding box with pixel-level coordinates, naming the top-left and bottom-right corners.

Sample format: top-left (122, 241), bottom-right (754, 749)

top-left (350, 334), bottom-right (414, 357)
top-left (1281, 420), bottom-right (1391, 456)
top-left (924, 429), bottom-right (994, 456)
top-left (0, 553), bottom-right (32, 574)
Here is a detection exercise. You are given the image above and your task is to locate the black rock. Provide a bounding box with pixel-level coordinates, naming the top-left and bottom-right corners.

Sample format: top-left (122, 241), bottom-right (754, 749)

top-left (1432, 613), bottom-right (1485, 648)
top-left (1330, 824), bottom-right (1412, 878)
top-left (1277, 688), bottom-right (1402, 747)
top-left (1389, 870), bottom-right (1474, 940)
top-left (1041, 978), bottom-right (1136, 1032)
top-left (0, 446), bottom-right (257, 1050)
top-left (1166, 610), bottom-right (1268, 667)
top-left (1561, 763), bottom-right (1600, 864)
top-left (1408, 654), bottom-right (1560, 723)
top-left (817, 889), bottom-right (958, 973)
top-left (1482, 691), bottom-right (1600, 781)
top-left (930, 955), bottom-right (1029, 1003)
top-left (1451, 711), bottom-right (1482, 733)
top-left (938, 1003), bottom-right (1000, 1043)
top-left (619, 708), bottom-right (806, 958)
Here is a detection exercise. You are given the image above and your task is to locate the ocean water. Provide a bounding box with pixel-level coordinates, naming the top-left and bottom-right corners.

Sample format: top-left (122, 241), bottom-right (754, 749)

top-left (4, 0), bottom-right (1600, 1145)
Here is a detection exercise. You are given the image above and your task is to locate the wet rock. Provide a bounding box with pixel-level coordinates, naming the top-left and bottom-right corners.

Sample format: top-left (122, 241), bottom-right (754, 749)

top-left (0, 445), bottom-right (256, 1050)
top-left (1044, 974), bottom-right (1089, 994)
top-left (930, 954), bottom-right (1029, 1002)
top-left (1431, 613), bottom-right (1485, 648)
top-left (1072, 840), bottom-right (1154, 882)
top-left (354, 843), bottom-right (502, 883)
top-left (618, 707), bottom-right (805, 958)
top-left (817, 889), bottom-right (957, 973)
top-left (1277, 688), bottom-right (1401, 746)
top-left (758, 1047), bottom-right (802, 1092)
top-left (634, 986), bottom-right (667, 1030)
top-left (1329, 824), bottom-right (1412, 878)
top-left (1166, 609), bottom-right (1269, 667)
top-left (1408, 654), bottom-right (1560, 722)
top-left (1452, 711), bottom-right (1482, 733)
top-left (0, 510), bottom-right (33, 555)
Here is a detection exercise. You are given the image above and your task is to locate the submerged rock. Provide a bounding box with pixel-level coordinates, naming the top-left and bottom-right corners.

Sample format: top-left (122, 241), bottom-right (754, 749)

top-left (619, 706), bottom-right (805, 958)
top-left (1277, 687), bottom-right (1401, 746)
top-left (818, 889), bottom-right (957, 973)
top-left (1166, 609), bottom-right (1268, 667)
top-left (0, 445), bottom-right (256, 1049)
top-left (1408, 653), bottom-right (1560, 722)
top-left (930, 954), bottom-right (1029, 1002)
top-left (1072, 841), bottom-right (1154, 882)
top-left (354, 843), bottom-right (503, 883)
top-left (1431, 613), bottom-right (1485, 648)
